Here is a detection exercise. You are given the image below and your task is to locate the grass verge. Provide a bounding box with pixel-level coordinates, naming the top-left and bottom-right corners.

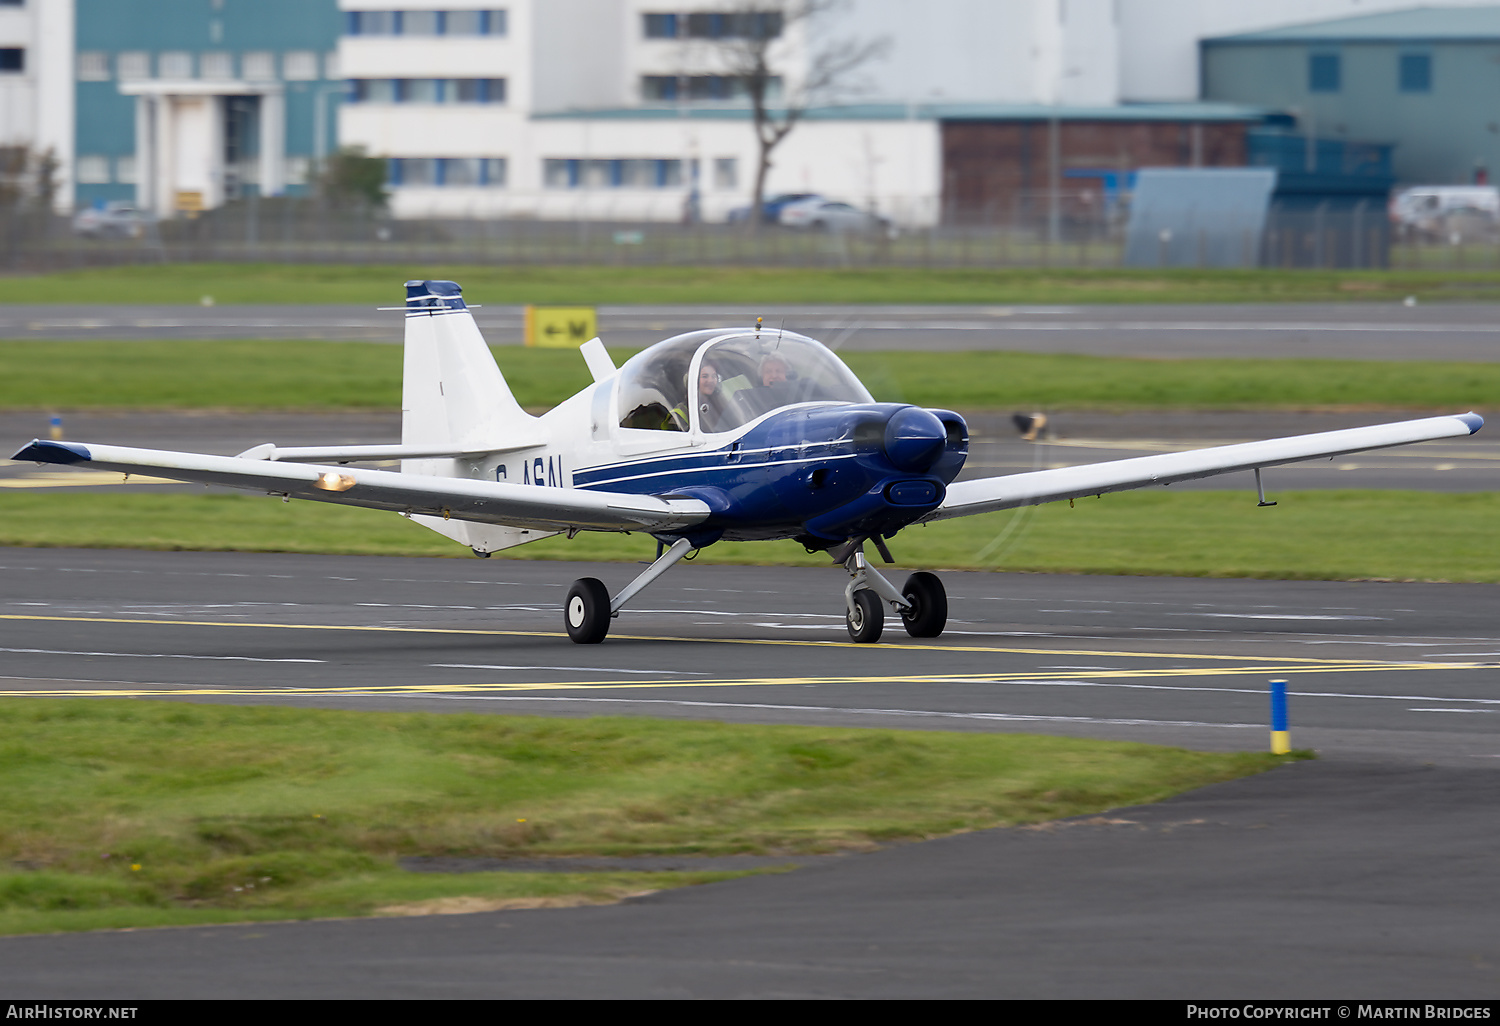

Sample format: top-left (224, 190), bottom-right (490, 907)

top-left (3, 263), bottom-right (1500, 305)
top-left (1, 489), bottom-right (1495, 582)
top-left (0, 699), bottom-right (1288, 935)
top-left (6, 340), bottom-right (1500, 412)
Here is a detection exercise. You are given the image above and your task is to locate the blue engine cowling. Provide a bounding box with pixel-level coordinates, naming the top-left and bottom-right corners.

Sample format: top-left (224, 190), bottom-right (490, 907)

top-left (655, 403), bottom-right (968, 546)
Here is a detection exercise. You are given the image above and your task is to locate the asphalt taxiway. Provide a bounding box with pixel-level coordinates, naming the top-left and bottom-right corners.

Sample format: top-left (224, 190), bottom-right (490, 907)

top-left (0, 549), bottom-right (1496, 997)
top-left (2, 295), bottom-right (1496, 995)
top-left (3, 549), bottom-right (1497, 764)
top-left (8, 302), bottom-right (1500, 360)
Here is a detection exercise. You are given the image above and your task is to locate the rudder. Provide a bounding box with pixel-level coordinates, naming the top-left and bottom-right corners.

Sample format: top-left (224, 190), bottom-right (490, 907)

top-left (401, 279), bottom-right (532, 450)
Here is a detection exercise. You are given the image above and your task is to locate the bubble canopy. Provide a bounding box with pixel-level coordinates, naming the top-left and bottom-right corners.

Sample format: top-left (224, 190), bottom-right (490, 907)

top-left (615, 329), bottom-right (874, 435)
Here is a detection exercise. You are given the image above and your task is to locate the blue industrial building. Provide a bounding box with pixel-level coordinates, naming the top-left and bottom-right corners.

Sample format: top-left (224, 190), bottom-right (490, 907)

top-left (1202, 6), bottom-right (1500, 187)
top-left (73, 0), bottom-right (341, 212)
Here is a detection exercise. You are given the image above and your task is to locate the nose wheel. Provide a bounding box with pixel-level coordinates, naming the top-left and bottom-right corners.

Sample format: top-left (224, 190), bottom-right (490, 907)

top-left (898, 571), bottom-right (947, 638)
top-left (846, 589), bottom-right (884, 643)
top-left (841, 545), bottom-right (947, 643)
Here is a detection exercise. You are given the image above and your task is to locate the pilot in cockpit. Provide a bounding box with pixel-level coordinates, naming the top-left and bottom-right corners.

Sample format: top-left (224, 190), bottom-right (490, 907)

top-left (758, 353), bottom-right (790, 387)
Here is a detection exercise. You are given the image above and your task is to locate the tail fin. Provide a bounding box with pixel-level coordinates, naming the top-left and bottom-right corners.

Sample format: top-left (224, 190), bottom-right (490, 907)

top-left (401, 280), bottom-right (533, 449)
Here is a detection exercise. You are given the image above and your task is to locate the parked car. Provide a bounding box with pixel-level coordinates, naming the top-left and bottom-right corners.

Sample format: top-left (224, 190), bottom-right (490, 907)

top-left (72, 201), bottom-right (151, 239)
top-left (1390, 186), bottom-right (1500, 242)
top-left (727, 192), bottom-right (822, 224)
top-left (778, 197), bottom-right (896, 236)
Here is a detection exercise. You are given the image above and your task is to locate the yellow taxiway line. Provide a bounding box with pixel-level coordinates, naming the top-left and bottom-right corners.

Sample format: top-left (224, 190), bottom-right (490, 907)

top-left (0, 608), bottom-right (1491, 700)
top-left (0, 655), bottom-right (1490, 700)
top-left (0, 612), bottom-right (1461, 667)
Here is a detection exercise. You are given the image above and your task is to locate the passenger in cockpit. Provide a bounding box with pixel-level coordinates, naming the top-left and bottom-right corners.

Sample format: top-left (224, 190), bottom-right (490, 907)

top-left (674, 361), bottom-right (732, 432)
top-left (696, 361), bottom-right (733, 432)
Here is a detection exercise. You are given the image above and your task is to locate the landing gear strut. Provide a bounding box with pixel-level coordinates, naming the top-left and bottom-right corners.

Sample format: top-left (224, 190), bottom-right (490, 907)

top-left (564, 536), bottom-right (695, 644)
top-left (841, 544), bottom-right (947, 643)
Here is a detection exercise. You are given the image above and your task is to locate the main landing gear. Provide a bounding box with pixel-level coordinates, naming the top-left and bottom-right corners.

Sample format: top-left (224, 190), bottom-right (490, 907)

top-left (840, 544), bottom-right (947, 643)
top-left (563, 535), bottom-right (948, 645)
top-left (565, 537), bottom-right (695, 644)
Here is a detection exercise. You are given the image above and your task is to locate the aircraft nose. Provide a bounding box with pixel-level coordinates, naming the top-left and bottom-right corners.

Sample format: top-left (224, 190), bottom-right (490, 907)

top-left (883, 406), bottom-right (947, 472)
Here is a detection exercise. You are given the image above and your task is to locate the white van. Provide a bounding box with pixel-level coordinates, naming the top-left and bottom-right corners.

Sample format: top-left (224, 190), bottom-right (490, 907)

top-left (1390, 186), bottom-right (1500, 241)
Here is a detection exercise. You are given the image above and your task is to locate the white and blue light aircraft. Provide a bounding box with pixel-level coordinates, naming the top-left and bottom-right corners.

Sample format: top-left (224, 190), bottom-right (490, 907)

top-left (13, 280), bottom-right (1485, 644)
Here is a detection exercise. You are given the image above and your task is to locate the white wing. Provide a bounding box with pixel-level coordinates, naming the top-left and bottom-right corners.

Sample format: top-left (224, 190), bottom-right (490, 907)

top-left (10, 440), bottom-right (710, 534)
top-left (922, 413), bottom-right (1483, 522)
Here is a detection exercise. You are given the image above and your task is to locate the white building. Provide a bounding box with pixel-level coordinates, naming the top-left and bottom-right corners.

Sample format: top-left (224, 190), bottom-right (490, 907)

top-left (0, 0), bottom-right (73, 208)
top-left (342, 0), bottom-right (1500, 225)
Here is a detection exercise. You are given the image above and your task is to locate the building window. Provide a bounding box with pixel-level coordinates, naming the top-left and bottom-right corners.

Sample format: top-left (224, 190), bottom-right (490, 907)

top-left (643, 11), bottom-right (783, 39)
top-left (642, 74), bottom-right (779, 103)
top-left (76, 155), bottom-right (111, 184)
top-left (1308, 52), bottom-right (1340, 93)
top-left (348, 78), bottom-right (505, 104)
top-left (345, 10), bottom-right (507, 36)
top-left (544, 158), bottom-right (684, 189)
top-left (159, 51), bottom-right (193, 79)
top-left (283, 51), bottom-right (317, 81)
top-left (1399, 53), bottom-right (1431, 93)
top-left (446, 10), bottom-right (505, 35)
top-left (642, 75), bottom-right (678, 101)
top-left (388, 157), bottom-right (506, 187)
top-left (644, 13), bottom-right (678, 38)
top-left (117, 51), bottom-right (151, 80)
top-left (437, 157), bottom-right (506, 186)
top-left (346, 11), bottom-right (399, 35)
top-left (242, 52), bottom-right (276, 81)
top-left (200, 52), bottom-right (234, 80)
top-left (687, 11), bottom-right (781, 38)
top-left (0, 48), bottom-right (23, 74)
top-left (713, 157), bottom-right (737, 190)
top-left (403, 78), bottom-right (440, 103)
top-left (77, 52), bottom-right (110, 81)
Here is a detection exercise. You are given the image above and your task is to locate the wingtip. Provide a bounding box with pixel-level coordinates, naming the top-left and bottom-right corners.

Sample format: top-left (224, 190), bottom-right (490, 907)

top-left (1460, 412), bottom-right (1484, 435)
top-left (10, 439), bottom-right (91, 464)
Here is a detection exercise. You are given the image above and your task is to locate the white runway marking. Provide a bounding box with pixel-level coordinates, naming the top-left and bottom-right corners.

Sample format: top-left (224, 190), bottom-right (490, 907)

top-left (0, 646), bottom-right (324, 663)
top-left (433, 663), bottom-right (705, 676)
top-left (414, 693), bottom-right (1265, 730)
top-left (1181, 613), bottom-right (1389, 621)
top-left (972, 677), bottom-right (1500, 706)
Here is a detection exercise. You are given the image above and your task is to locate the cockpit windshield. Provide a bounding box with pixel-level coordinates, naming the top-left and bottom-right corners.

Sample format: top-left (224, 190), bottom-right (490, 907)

top-left (616, 329), bottom-right (873, 435)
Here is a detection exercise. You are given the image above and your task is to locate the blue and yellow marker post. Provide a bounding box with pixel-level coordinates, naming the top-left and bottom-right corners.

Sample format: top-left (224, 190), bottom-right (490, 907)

top-left (1269, 678), bottom-right (1291, 754)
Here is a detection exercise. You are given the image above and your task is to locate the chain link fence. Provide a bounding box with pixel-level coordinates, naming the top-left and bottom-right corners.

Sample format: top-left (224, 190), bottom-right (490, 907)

top-left (7, 194), bottom-right (1497, 271)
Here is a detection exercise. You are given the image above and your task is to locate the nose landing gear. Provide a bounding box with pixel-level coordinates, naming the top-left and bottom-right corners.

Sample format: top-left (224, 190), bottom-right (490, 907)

top-left (840, 544), bottom-right (948, 643)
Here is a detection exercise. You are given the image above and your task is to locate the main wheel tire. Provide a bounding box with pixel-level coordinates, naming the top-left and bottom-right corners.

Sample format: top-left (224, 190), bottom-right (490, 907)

top-left (846, 588), bottom-right (884, 644)
top-left (564, 578), bottom-right (611, 644)
top-left (900, 571), bottom-right (948, 638)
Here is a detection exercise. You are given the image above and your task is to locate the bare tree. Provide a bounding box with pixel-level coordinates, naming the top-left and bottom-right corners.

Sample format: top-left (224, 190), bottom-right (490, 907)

top-left (676, 2), bottom-right (888, 231)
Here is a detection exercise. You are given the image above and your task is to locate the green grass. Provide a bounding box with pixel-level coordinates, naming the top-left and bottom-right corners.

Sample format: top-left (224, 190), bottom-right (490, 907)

top-left (1, 489), bottom-right (1495, 582)
top-left (4, 263), bottom-right (1500, 305)
top-left (0, 698), bottom-right (1286, 935)
top-left (6, 340), bottom-right (1500, 412)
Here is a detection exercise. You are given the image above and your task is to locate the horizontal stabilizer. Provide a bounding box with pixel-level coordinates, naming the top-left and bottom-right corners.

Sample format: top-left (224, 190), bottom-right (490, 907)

top-left (235, 441), bottom-right (542, 463)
